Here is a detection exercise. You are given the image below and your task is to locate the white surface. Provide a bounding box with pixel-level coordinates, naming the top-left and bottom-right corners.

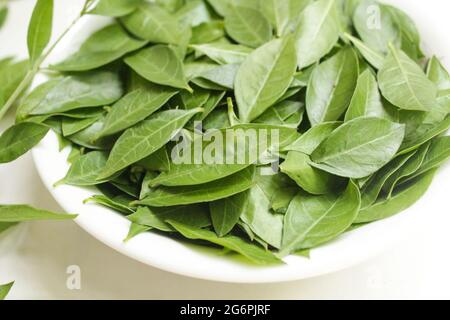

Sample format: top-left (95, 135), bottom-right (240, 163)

top-left (1, 0), bottom-right (450, 299)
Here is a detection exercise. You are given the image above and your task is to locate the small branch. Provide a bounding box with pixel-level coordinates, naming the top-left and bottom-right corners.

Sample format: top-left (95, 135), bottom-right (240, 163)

top-left (0, 0), bottom-right (90, 120)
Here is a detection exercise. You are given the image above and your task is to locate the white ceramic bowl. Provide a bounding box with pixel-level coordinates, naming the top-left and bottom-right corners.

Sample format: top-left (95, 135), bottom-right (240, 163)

top-left (32, 0), bottom-right (450, 283)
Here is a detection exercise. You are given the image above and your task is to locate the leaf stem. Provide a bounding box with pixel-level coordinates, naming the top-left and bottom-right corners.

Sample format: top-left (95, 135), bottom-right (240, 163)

top-left (0, 0), bottom-right (90, 120)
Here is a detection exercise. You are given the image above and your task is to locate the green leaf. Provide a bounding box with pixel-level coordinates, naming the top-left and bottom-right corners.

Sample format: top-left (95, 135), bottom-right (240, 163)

top-left (254, 100), bottom-right (304, 128)
top-left (427, 56), bottom-right (450, 92)
top-left (124, 223), bottom-right (150, 242)
top-left (15, 80), bottom-right (56, 121)
top-left (202, 107), bottom-right (231, 130)
top-left (210, 192), bottom-right (247, 237)
top-left (206, 0), bottom-right (230, 16)
top-left (66, 116), bottom-right (114, 150)
top-left (356, 170), bottom-right (436, 223)
top-left (0, 59), bottom-right (29, 112)
top-left (224, 6), bottom-right (272, 48)
top-left (127, 205), bottom-right (211, 232)
top-left (97, 86), bottom-right (177, 138)
top-left (311, 117), bottom-right (405, 178)
top-left (179, 87), bottom-right (210, 110)
top-left (90, 0), bottom-right (143, 17)
top-left (58, 151), bottom-right (110, 186)
top-left (344, 33), bottom-right (385, 70)
top-left (270, 186), bottom-right (298, 214)
top-left (27, 0), bottom-right (53, 64)
top-left (262, 0), bottom-right (302, 37)
top-left (280, 181), bottom-right (360, 254)
top-left (152, 0), bottom-right (184, 13)
top-left (61, 116), bottom-right (100, 137)
top-left (167, 220), bottom-right (282, 265)
top-left (0, 282), bottom-right (14, 300)
top-left (125, 45), bottom-right (191, 91)
top-left (281, 151), bottom-right (345, 195)
top-left (360, 150), bottom-right (418, 209)
top-left (382, 142), bottom-right (430, 198)
top-left (191, 21), bottom-right (224, 45)
top-left (284, 121), bottom-right (342, 155)
top-left (399, 115), bottom-right (450, 155)
top-left (0, 222), bottom-right (18, 234)
top-left (85, 195), bottom-right (134, 214)
top-left (52, 108), bottom-right (104, 120)
top-left (110, 174), bottom-right (140, 198)
top-left (28, 71), bottom-right (123, 115)
top-left (291, 67), bottom-right (315, 88)
top-left (384, 4), bottom-right (422, 59)
top-left (0, 5), bottom-right (8, 29)
top-left (240, 175), bottom-right (286, 249)
top-left (51, 24), bottom-right (147, 71)
top-left (378, 45), bottom-right (437, 111)
top-left (260, 0), bottom-right (289, 37)
top-left (306, 47), bottom-right (359, 126)
top-left (138, 146), bottom-right (171, 174)
top-left (0, 122), bottom-right (49, 163)
top-left (387, 5), bottom-right (420, 43)
top-left (15, 81), bottom-right (55, 120)
top-left (400, 136), bottom-right (450, 185)
top-left (98, 109), bottom-right (201, 179)
top-left (191, 79), bottom-right (227, 94)
top-left (196, 63), bottom-right (239, 90)
top-left (175, 0), bottom-right (212, 27)
top-left (121, 2), bottom-right (187, 45)
top-left (138, 171), bottom-right (158, 200)
top-left (336, 0), bottom-right (359, 34)
top-left (294, 0), bottom-right (340, 69)
top-left (238, 221), bottom-right (267, 247)
top-left (235, 37), bottom-right (297, 122)
top-left (206, 0), bottom-right (261, 17)
top-left (134, 166), bottom-right (256, 207)
top-left (0, 205), bottom-right (76, 222)
top-left (191, 91), bottom-right (226, 123)
top-left (345, 69), bottom-right (389, 121)
top-left (184, 61), bottom-right (216, 80)
top-left (190, 42), bottom-right (252, 65)
top-left (150, 124), bottom-right (297, 187)
top-left (352, 0), bottom-right (400, 54)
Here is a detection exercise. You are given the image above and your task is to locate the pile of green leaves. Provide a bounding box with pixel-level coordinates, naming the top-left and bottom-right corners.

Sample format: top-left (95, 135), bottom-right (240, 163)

top-left (1, 0), bottom-right (450, 268)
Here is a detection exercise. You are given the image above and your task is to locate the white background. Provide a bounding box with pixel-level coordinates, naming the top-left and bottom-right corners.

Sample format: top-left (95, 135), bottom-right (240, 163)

top-left (0, 0), bottom-right (449, 299)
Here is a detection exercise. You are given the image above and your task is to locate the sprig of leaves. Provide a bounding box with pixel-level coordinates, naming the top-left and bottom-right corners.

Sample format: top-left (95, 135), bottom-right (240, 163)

top-left (0, 0), bottom-right (95, 120)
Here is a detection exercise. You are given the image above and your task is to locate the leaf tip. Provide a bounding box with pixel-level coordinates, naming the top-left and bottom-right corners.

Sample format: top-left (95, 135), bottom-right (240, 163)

top-left (53, 179), bottom-right (65, 188)
top-left (129, 201), bottom-right (139, 207)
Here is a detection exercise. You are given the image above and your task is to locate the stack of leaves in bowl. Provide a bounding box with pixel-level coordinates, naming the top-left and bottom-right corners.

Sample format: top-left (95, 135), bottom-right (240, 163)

top-left (1, 0), bottom-right (450, 266)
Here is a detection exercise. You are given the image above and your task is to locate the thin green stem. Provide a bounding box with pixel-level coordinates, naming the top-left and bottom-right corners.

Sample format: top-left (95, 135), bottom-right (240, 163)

top-left (0, 0), bottom-right (90, 120)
